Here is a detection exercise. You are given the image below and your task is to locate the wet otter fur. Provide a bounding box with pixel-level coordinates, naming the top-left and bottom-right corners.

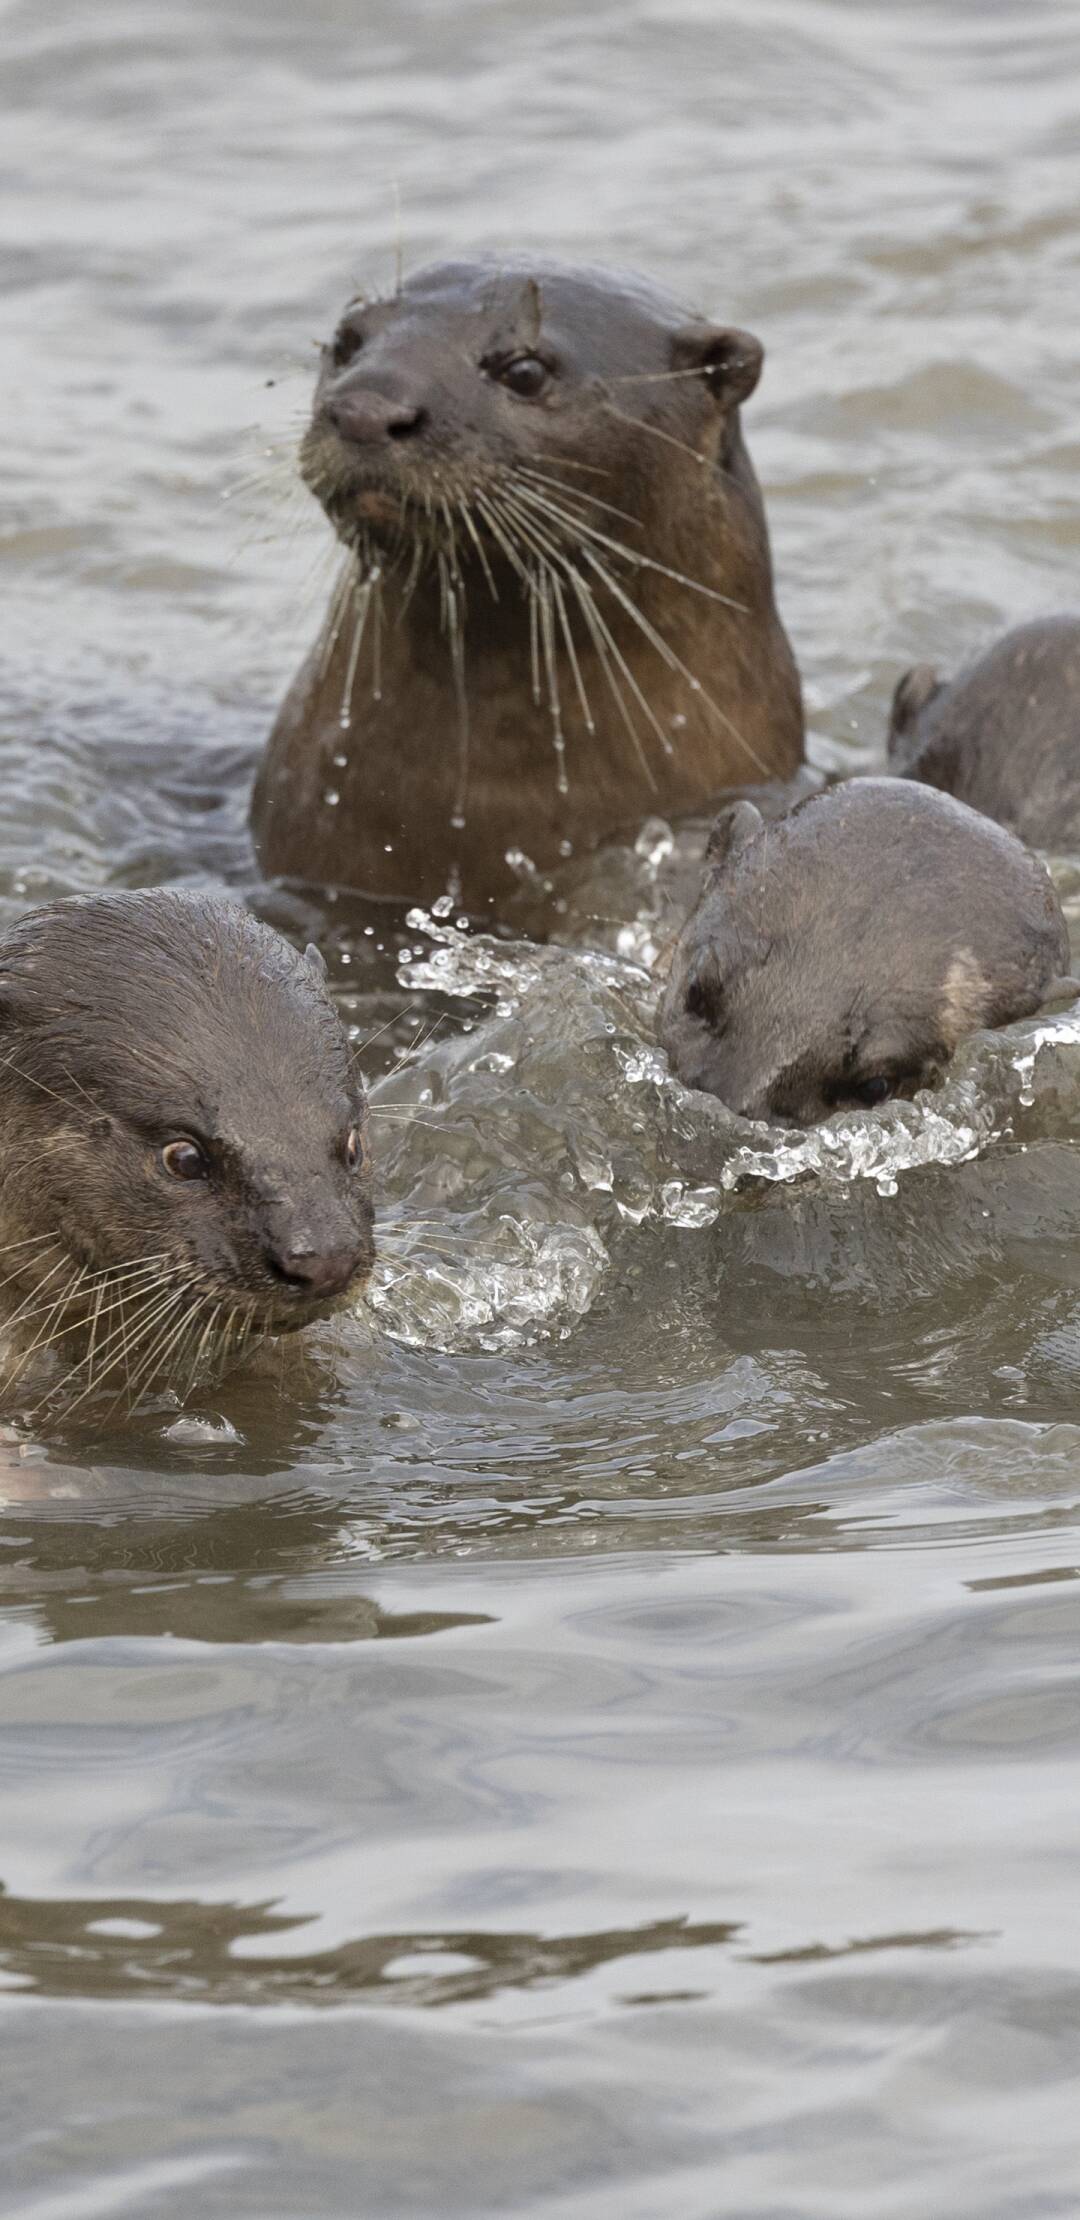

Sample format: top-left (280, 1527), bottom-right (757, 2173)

top-left (888, 616), bottom-right (1080, 846)
top-left (0, 890), bottom-right (374, 1411)
top-left (659, 777), bottom-right (1073, 1125)
top-left (252, 256), bottom-right (804, 914)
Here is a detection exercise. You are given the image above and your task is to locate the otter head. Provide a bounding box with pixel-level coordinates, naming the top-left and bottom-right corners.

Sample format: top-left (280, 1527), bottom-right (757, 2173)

top-left (299, 256), bottom-right (767, 578)
top-left (658, 779), bottom-right (1071, 1126)
top-left (0, 891), bottom-right (374, 1398)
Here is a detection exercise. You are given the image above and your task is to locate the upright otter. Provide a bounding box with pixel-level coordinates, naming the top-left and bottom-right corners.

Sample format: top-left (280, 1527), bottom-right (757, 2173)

top-left (888, 616), bottom-right (1080, 846)
top-left (659, 777), bottom-right (1072, 1125)
top-left (252, 257), bottom-right (804, 914)
top-left (0, 890), bottom-right (374, 1410)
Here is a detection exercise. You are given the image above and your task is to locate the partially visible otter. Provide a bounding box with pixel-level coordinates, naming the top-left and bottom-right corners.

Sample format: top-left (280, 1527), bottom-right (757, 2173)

top-left (0, 891), bottom-right (374, 1411)
top-left (252, 257), bottom-right (804, 914)
top-left (888, 616), bottom-right (1080, 846)
top-left (659, 777), bottom-right (1073, 1125)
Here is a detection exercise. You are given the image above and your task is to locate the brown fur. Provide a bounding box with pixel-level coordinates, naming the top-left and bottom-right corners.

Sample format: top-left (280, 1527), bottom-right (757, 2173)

top-left (252, 257), bottom-right (804, 914)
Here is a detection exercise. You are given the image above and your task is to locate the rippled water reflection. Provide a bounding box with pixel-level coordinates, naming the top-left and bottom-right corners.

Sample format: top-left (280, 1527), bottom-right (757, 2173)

top-left (5, 0), bottom-right (1080, 2211)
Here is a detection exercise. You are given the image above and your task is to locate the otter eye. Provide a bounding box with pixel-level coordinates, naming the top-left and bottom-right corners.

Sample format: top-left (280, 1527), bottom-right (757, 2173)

top-left (345, 1124), bottom-right (368, 1173)
top-left (330, 326), bottom-right (363, 370)
top-left (160, 1138), bottom-right (209, 1182)
top-left (494, 355), bottom-right (550, 400)
top-left (850, 1076), bottom-right (892, 1109)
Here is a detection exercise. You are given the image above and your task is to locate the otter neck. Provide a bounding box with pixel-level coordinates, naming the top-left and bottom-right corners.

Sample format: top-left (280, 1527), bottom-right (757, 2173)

top-left (254, 480), bottom-right (804, 914)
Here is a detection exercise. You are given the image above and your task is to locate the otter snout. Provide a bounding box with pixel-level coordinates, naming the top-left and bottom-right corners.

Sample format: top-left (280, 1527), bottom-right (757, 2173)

top-left (324, 388), bottom-right (427, 446)
top-left (266, 1235), bottom-right (367, 1301)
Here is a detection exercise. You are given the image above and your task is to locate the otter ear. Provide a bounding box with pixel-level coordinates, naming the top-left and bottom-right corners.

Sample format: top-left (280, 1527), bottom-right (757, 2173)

top-left (705, 799), bottom-right (763, 875)
top-left (304, 942), bottom-right (328, 979)
top-left (672, 324), bottom-right (764, 408)
top-left (888, 664), bottom-right (943, 751)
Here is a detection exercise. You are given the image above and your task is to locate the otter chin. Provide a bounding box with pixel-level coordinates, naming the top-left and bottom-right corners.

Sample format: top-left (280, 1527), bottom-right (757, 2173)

top-left (252, 255), bottom-right (804, 915)
top-left (659, 778), bottom-right (1073, 1126)
top-left (0, 890), bottom-right (374, 1411)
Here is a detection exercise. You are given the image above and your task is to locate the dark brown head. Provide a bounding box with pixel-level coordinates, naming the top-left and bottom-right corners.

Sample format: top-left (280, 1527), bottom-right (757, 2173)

top-left (0, 891), bottom-right (374, 1396)
top-left (299, 255), bottom-right (768, 574)
top-left (658, 778), bottom-right (1072, 1125)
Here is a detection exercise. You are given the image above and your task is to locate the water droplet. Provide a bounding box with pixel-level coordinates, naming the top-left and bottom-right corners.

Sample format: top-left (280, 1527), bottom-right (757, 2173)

top-left (432, 894), bottom-right (454, 917)
top-left (559, 839), bottom-right (573, 858)
top-left (323, 789), bottom-right (340, 807)
top-left (332, 752), bottom-right (348, 768)
top-left (670, 712), bottom-right (687, 731)
top-left (450, 813), bottom-right (466, 830)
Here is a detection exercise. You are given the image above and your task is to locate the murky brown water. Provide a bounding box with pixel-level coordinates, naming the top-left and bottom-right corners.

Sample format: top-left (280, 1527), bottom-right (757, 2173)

top-left (4, 0), bottom-right (1080, 2211)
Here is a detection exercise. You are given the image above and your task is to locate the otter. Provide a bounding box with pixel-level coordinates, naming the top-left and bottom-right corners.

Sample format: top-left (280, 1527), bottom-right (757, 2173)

top-left (659, 777), bottom-right (1073, 1125)
top-left (888, 616), bottom-right (1080, 846)
top-left (252, 256), bottom-right (804, 915)
top-left (0, 890), bottom-right (374, 1411)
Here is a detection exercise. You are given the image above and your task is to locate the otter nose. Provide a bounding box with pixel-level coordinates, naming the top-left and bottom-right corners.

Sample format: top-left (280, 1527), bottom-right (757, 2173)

top-left (267, 1241), bottom-right (363, 1299)
top-left (325, 390), bottom-right (426, 446)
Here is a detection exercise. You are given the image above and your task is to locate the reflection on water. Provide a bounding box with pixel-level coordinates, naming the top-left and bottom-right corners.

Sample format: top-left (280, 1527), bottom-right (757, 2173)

top-left (5, 0), bottom-right (1080, 2211)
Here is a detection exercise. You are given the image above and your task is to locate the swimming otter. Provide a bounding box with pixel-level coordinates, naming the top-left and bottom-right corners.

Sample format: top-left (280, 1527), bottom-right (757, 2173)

top-left (252, 256), bottom-right (804, 914)
top-left (888, 616), bottom-right (1080, 846)
top-left (0, 890), bottom-right (374, 1409)
top-left (659, 777), bottom-right (1072, 1124)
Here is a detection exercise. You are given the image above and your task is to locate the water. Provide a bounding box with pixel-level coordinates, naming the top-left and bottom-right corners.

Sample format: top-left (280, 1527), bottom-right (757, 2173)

top-left (4, 0), bottom-right (1080, 2210)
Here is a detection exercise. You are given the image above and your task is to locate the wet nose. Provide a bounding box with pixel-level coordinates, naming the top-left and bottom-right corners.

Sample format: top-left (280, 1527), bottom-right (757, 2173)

top-left (324, 389), bottom-right (426, 446)
top-left (267, 1241), bottom-right (364, 1299)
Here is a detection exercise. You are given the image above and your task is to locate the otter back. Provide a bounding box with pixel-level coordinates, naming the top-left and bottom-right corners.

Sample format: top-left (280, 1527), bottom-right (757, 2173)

top-left (888, 616), bottom-right (1080, 846)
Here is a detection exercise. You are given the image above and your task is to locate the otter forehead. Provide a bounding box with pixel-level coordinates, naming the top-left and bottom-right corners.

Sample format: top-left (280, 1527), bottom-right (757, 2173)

top-left (345, 257), bottom-right (696, 374)
top-left (0, 892), bottom-right (357, 1128)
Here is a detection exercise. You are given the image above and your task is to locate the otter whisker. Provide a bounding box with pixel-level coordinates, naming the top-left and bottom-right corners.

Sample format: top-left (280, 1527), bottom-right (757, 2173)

top-left (53, 1283), bottom-right (189, 1417)
top-left (493, 491), bottom-right (665, 781)
top-left (121, 1292), bottom-right (195, 1413)
top-left (1, 1266), bottom-right (87, 1394)
top-left (510, 479), bottom-right (747, 610)
top-left (186, 1301), bottom-right (224, 1395)
top-left (599, 394), bottom-right (710, 471)
top-left (375, 1012), bottom-right (449, 1084)
top-left (0, 1055), bottom-right (100, 1123)
top-left (535, 562), bottom-right (568, 792)
top-left (0, 1256), bottom-right (73, 1342)
top-left (527, 566), bottom-right (542, 708)
top-left (1, 1266), bottom-right (173, 1344)
top-left (0, 1241), bottom-right (61, 1299)
top-left (456, 497), bottom-right (499, 603)
top-left (339, 571), bottom-right (379, 730)
top-left (0, 1230), bottom-right (61, 1258)
top-left (574, 541), bottom-right (767, 778)
top-left (504, 483), bottom-right (767, 778)
top-left (516, 467), bottom-right (645, 533)
top-left (471, 492), bottom-right (533, 590)
top-left (570, 574), bottom-right (658, 789)
top-left (549, 569), bottom-right (596, 737)
top-left (439, 560), bottom-right (470, 831)
top-left (317, 556), bottom-right (360, 682)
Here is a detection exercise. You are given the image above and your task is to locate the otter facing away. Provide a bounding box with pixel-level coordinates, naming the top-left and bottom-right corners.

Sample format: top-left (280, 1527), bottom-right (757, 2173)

top-left (888, 616), bottom-right (1080, 847)
top-left (0, 890), bottom-right (374, 1411)
top-left (252, 257), bottom-right (804, 914)
top-left (659, 777), bottom-right (1072, 1125)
